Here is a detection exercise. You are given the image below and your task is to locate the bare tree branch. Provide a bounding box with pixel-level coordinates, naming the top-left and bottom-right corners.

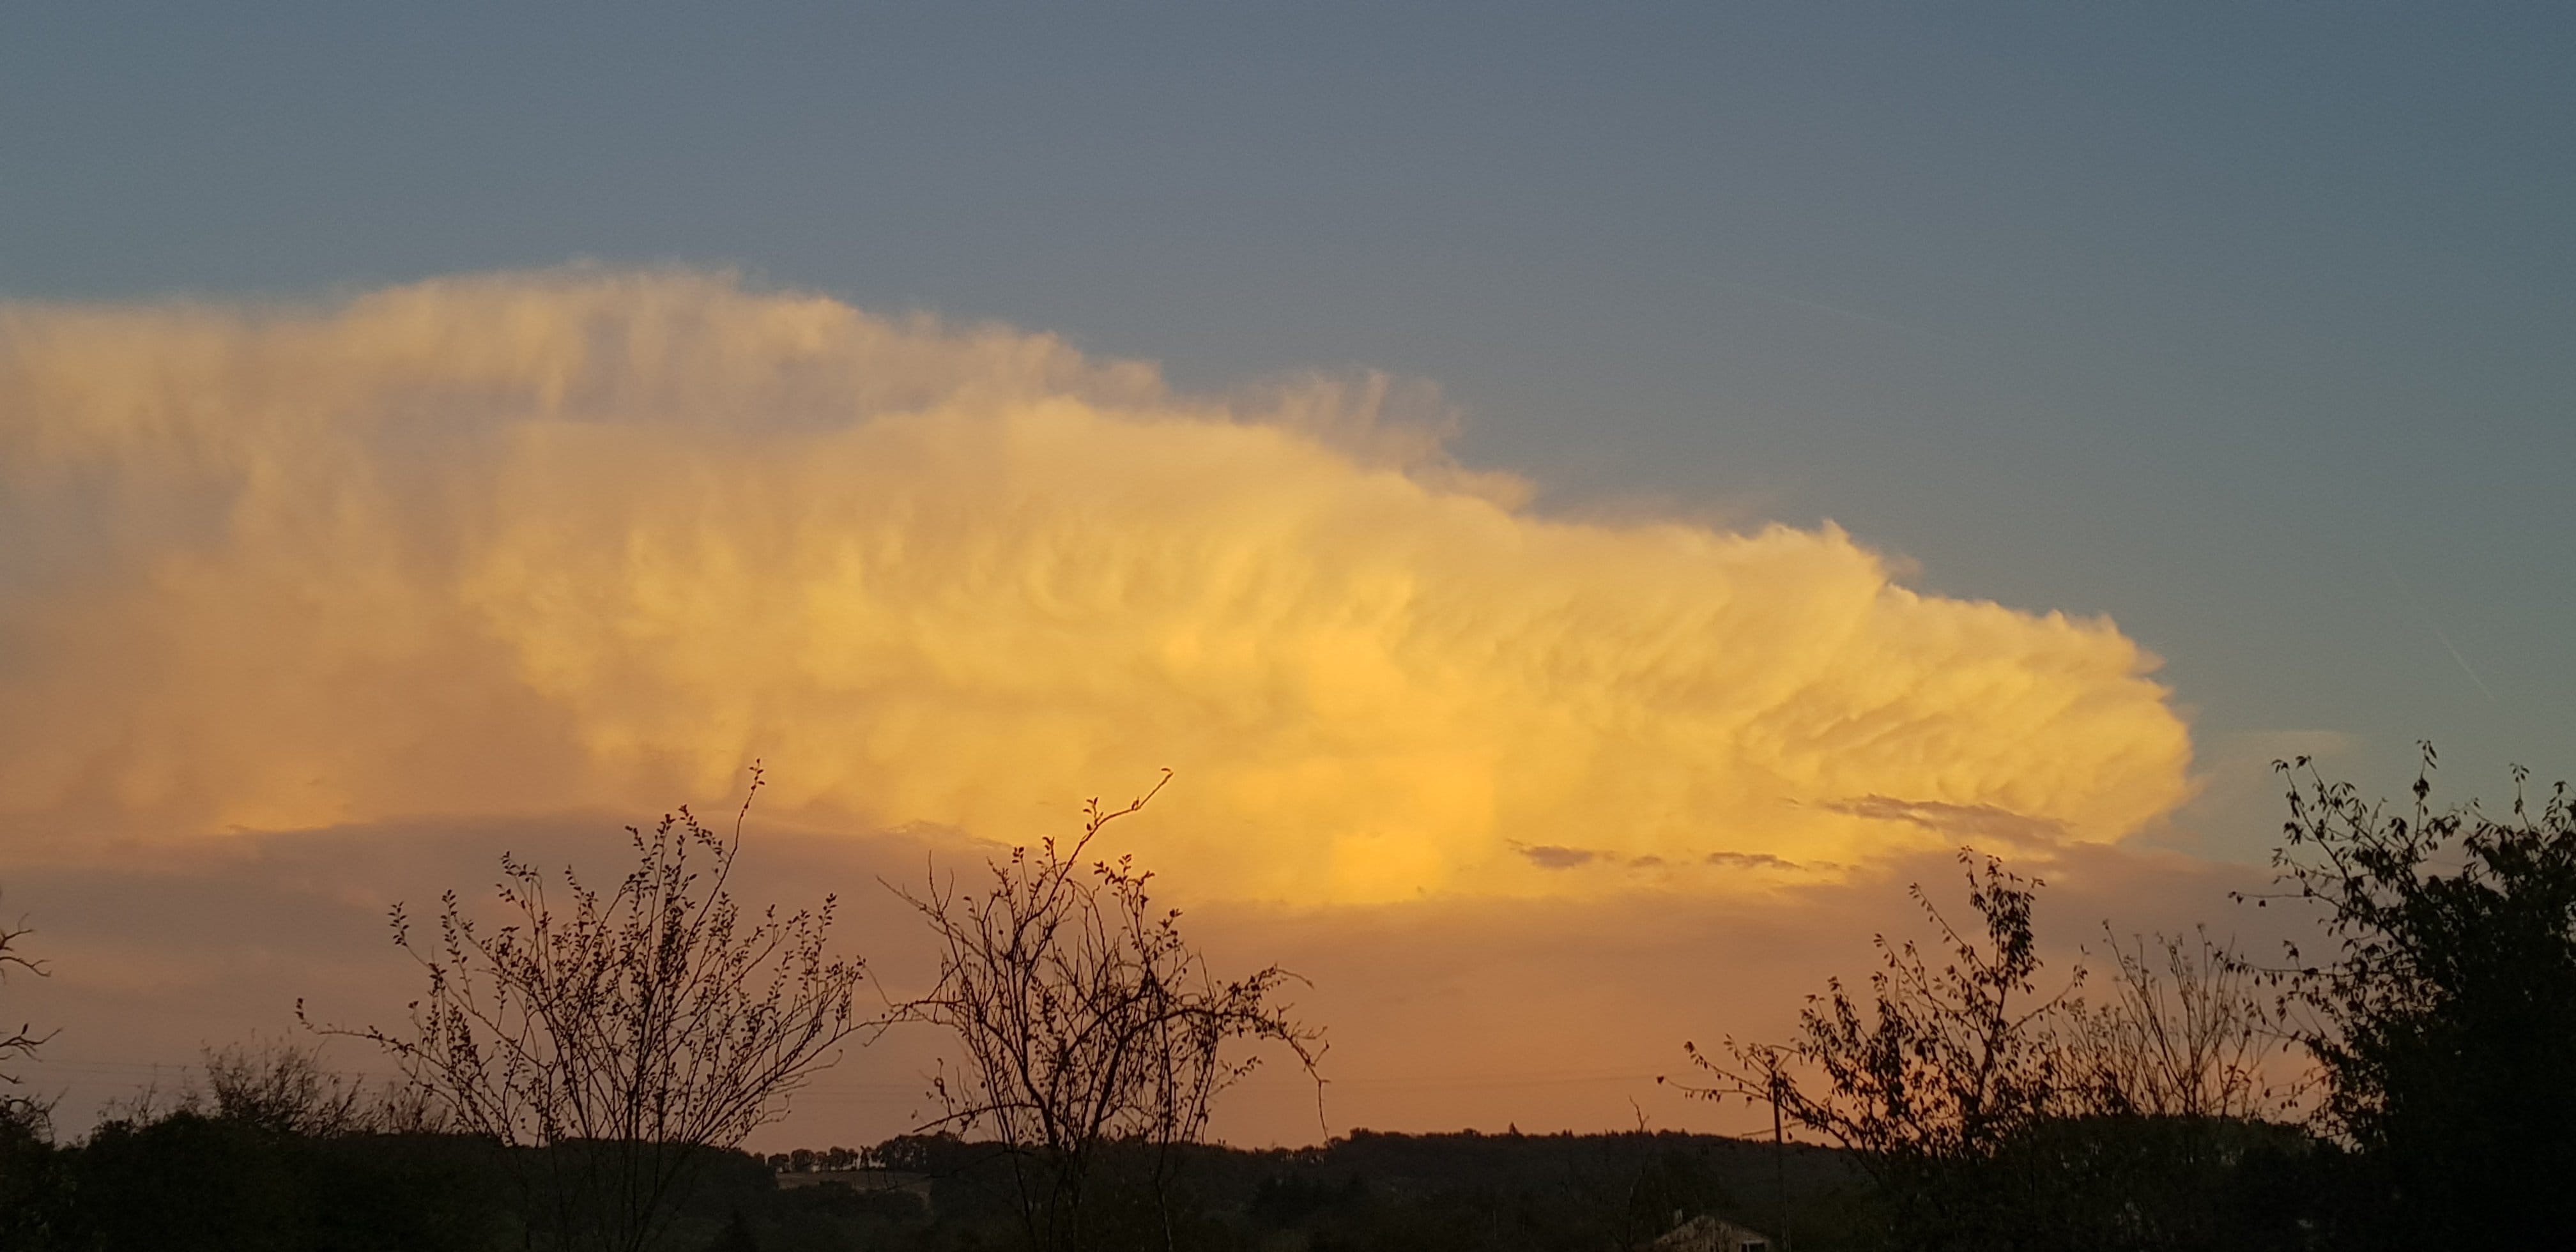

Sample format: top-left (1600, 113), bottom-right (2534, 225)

top-left (309, 764), bottom-right (871, 1252)
top-left (0, 894), bottom-right (52, 1085)
top-left (891, 772), bottom-right (1324, 1252)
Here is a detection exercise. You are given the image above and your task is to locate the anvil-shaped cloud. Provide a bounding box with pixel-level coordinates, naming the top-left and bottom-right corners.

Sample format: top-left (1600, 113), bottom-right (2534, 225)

top-left (0, 270), bottom-right (2189, 903)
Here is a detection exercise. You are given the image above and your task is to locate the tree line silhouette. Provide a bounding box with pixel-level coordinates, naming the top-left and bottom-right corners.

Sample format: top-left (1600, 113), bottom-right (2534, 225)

top-left (1672, 743), bottom-right (2576, 1250)
top-left (2, 745), bottom-right (2573, 1249)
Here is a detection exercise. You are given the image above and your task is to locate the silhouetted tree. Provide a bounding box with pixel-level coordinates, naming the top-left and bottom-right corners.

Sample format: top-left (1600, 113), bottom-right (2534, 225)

top-left (1, 892), bottom-right (49, 1087)
top-left (896, 772), bottom-right (1324, 1252)
top-left (0, 891), bottom-right (54, 1245)
top-left (2248, 745), bottom-right (2576, 1247)
top-left (703, 1207), bottom-right (760, 1252)
top-left (1679, 852), bottom-right (2078, 1249)
top-left (0, 1089), bottom-right (66, 1249)
top-left (2063, 925), bottom-right (2286, 1122)
top-left (318, 765), bottom-right (870, 1252)
top-left (197, 1038), bottom-right (372, 1138)
top-left (1683, 849), bottom-right (2322, 1250)
top-left (48, 1042), bottom-right (508, 1252)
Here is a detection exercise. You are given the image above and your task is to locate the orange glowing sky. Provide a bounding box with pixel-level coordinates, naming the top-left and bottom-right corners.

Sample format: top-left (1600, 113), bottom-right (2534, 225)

top-left (0, 271), bottom-right (2253, 1143)
top-left (8, 4), bottom-right (2570, 1152)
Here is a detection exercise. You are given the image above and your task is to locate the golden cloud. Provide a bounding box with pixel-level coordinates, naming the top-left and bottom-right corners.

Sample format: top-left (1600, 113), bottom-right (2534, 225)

top-left (0, 269), bottom-right (2191, 903)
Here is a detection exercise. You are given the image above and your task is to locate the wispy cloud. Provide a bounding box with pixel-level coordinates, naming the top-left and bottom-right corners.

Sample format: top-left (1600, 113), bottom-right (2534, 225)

top-left (1518, 845), bottom-right (1598, 870)
top-left (1822, 797), bottom-right (2070, 849)
top-left (1704, 850), bottom-right (1802, 872)
top-left (2379, 560), bottom-right (2498, 705)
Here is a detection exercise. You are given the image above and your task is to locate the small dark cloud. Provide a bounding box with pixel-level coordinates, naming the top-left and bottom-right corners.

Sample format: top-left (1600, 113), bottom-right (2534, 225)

top-left (1517, 844), bottom-right (1598, 870)
top-left (1628, 855), bottom-right (1666, 868)
top-left (1824, 795), bottom-right (2067, 847)
top-left (1704, 850), bottom-right (1799, 871)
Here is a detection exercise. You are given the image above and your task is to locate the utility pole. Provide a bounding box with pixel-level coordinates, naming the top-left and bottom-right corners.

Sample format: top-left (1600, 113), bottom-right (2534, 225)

top-left (1770, 1066), bottom-right (1791, 1252)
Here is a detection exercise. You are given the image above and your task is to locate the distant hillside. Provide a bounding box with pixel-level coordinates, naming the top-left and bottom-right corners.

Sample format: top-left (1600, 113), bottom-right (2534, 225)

top-left (772, 1127), bottom-right (1878, 1251)
top-left (1, 1105), bottom-right (1881, 1251)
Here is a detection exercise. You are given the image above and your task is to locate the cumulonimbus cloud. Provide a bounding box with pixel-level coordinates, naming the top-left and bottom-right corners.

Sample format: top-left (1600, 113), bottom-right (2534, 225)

top-left (0, 269), bottom-right (2191, 903)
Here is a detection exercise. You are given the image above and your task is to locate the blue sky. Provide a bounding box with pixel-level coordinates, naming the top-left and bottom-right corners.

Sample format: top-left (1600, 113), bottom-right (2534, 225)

top-left (6, 1), bottom-right (2572, 854)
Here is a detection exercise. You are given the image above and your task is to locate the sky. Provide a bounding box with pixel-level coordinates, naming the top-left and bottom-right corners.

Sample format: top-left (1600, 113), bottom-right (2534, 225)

top-left (1, 3), bottom-right (2571, 1147)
